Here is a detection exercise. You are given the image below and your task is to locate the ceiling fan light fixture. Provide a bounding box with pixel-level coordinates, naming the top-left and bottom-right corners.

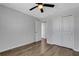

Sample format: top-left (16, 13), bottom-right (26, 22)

top-left (29, 3), bottom-right (55, 13)
top-left (38, 4), bottom-right (43, 9)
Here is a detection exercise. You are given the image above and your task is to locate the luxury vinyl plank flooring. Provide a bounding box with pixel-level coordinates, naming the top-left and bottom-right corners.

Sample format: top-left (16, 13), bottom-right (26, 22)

top-left (0, 41), bottom-right (79, 56)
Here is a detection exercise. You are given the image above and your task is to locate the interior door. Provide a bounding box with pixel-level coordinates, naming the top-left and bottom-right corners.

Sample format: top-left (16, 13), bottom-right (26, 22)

top-left (52, 17), bottom-right (62, 45)
top-left (34, 20), bottom-right (41, 42)
top-left (61, 15), bottom-right (74, 48)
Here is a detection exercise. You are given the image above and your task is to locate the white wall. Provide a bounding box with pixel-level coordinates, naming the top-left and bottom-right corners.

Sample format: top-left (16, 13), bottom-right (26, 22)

top-left (44, 6), bottom-right (79, 51)
top-left (34, 20), bottom-right (41, 41)
top-left (0, 5), bottom-right (39, 52)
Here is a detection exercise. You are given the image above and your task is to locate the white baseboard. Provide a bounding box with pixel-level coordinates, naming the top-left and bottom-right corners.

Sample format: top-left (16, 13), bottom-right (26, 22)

top-left (73, 48), bottom-right (79, 52)
top-left (0, 41), bottom-right (34, 53)
top-left (47, 41), bottom-right (79, 52)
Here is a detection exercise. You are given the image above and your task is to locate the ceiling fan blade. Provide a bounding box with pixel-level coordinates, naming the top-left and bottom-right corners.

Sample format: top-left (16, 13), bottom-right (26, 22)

top-left (43, 4), bottom-right (55, 7)
top-left (40, 8), bottom-right (44, 13)
top-left (29, 6), bottom-right (38, 11)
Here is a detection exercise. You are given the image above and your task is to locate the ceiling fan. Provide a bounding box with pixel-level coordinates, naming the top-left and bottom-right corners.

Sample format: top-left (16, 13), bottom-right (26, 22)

top-left (29, 3), bottom-right (55, 13)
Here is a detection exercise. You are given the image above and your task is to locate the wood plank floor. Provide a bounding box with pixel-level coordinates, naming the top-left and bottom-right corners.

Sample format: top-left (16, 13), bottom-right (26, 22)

top-left (0, 41), bottom-right (79, 56)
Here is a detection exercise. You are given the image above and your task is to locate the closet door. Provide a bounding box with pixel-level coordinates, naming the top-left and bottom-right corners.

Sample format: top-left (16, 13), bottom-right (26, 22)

top-left (61, 16), bottom-right (74, 48)
top-left (52, 17), bottom-right (62, 45)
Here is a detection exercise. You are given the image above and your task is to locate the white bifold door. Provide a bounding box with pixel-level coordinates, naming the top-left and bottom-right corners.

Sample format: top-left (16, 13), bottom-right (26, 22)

top-left (47, 15), bottom-right (74, 49)
top-left (61, 16), bottom-right (74, 49)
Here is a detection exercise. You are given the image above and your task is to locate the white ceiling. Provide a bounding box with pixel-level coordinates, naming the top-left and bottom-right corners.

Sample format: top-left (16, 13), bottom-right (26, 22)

top-left (1, 3), bottom-right (79, 19)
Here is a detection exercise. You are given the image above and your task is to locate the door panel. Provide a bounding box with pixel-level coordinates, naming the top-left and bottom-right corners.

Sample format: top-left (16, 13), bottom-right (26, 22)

top-left (61, 16), bottom-right (74, 48)
top-left (52, 17), bottom-right (62, 45)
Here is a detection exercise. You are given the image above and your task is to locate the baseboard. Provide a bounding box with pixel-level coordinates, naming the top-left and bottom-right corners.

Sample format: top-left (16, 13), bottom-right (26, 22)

top-left (0, 40), bottom-right (41, 53)
top-left (47, 42), bottom-right (79, 52)
top-left (73, 48), bottom-right (79, 52)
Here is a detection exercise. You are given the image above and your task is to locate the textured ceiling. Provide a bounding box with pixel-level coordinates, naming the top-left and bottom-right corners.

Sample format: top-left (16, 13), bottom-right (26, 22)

top-left (1, 3), bottom-right (79, 19)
